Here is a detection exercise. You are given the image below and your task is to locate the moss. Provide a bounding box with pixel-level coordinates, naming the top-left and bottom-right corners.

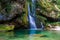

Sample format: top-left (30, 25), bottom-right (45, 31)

top-left (0, 24), bottom-right (14, 31)
top-left (38, 0), bottom-right (53, 12)
top-left (22, 1), bottom-right (28, 25)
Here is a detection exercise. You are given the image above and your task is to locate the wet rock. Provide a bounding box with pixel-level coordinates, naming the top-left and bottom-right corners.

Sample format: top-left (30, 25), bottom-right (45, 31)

top-left (32, 34), bottom-right (48, 37)
top-left (40, 35), bottom-right (48, 37)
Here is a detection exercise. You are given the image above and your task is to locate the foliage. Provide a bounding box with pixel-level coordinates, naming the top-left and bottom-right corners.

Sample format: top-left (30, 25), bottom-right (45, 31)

top-left (36, 0), bottom-right (60, 27)
top-left (0, 0), bottom-right (60, 30)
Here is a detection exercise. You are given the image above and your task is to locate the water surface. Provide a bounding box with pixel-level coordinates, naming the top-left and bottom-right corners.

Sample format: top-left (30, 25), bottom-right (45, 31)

top-left (0, 30), bottom-right (60, 40)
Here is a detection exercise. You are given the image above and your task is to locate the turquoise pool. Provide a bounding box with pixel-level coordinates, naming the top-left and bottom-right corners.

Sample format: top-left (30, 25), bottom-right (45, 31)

top-left (0, 30), bottom-right (60, 40)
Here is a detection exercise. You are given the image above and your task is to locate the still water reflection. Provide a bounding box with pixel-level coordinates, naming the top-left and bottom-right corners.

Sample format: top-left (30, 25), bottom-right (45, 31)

top-left (0, 30), bottom-right (60, 40)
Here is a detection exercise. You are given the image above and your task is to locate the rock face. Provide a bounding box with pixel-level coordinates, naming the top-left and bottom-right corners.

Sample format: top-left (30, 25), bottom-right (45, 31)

top-left (0, 0), bottom-right (60, 31)
top-left (36, 0), bottom-right (60, 30)
top-left (37, 0), bottom-right (60, 18)
top-left (0, 0), bottom-right (24, 21)
top-left (0, 0), bottom-right (28, 31)
top-left (0, 24), bottom-right (14, 31)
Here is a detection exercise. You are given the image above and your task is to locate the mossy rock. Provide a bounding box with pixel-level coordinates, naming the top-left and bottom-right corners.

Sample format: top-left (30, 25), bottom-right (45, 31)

top-left (0, 24), bottom-right (14, 31)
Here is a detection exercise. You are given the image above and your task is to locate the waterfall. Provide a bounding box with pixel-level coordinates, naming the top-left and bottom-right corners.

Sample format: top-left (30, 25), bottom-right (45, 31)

top-left (28, 0), bottom-right (37, 30)
top-left (28, 0), bottom-right (44, 30)
top-left (40, 22), bottom-right (44, 30)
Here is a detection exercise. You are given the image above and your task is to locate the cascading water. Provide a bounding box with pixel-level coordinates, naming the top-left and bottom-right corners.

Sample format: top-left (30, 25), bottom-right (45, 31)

top-left (28, 0), bottom-right (44, 30)
top-left (40, 22), bottom-right (44, 30)
top-left (28, 0), bottom-right (37, 30)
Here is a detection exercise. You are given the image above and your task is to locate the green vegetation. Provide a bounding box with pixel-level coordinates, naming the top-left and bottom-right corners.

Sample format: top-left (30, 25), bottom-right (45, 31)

top-left (36, 0), bottom-right (60, 27)
top-left (0, 24), bottom-right (14, 31)
top-left (0, 0), bottom-right (60, 31)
